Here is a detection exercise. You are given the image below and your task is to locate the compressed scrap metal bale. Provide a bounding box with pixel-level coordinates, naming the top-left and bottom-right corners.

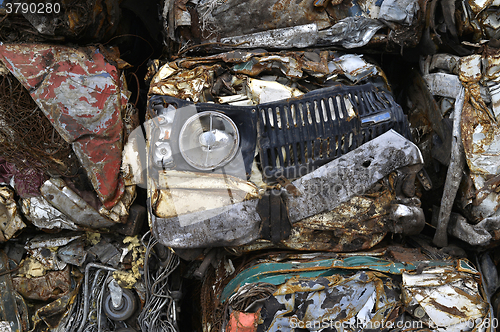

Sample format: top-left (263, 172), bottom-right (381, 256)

top-left (144, 51), bottom-right (421, 250)
top-left (420, 49), bottom-right (500, 247)
top-left (149, 130), bottom-right (423, 250)
top-left (0, 44), bottom-right (130, 211)
top-left (161, 0), bottom-right (426, 52)
top-left (202, 252), bottom-right (491, 332)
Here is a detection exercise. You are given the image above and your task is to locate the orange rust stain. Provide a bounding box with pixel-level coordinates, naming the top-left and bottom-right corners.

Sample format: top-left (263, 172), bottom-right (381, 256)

top-left (227, 309), bottom-right (260, 332)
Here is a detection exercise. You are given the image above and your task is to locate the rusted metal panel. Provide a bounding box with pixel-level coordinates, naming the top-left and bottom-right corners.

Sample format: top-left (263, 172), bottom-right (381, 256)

top-left (13, 267), bottom-right (72, 302)
top-left (459, 52), bottom-right (500, 222)
top-left (402, 267), bottom-right (489, 328)
top-left (284, 130), bottom-right (423, 223)
top-left (0, 44), bottom-right (129, 210)
top-left (29, 267), bottom-right (83, 331)
top-left (196, 0), bottom-right (332, 39)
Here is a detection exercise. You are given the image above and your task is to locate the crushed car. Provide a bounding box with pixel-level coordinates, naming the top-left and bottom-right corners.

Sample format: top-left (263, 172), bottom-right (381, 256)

top-left (199, 246), bottom-right (494, 332)
top-left (138, 51), bottom-right (426, 251)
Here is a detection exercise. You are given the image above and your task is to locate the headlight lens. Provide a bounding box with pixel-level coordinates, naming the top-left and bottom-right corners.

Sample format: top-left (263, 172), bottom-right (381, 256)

top-left (179, 111), bottom-right (240, 170)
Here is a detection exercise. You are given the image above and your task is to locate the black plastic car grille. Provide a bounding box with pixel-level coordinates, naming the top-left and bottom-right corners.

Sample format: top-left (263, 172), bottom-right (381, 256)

top-left (256, 83), bottom-right (412, 182)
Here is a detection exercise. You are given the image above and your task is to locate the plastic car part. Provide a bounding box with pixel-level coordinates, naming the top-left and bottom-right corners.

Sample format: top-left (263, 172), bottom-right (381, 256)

top-left (149, 83), bottom-right (411, 183)
top-left (103, 288), bottom-right (138, 321)
top-left (147, 97), bottom-right (257, 178)
top-left (256, 83), bottom-right (412, 182)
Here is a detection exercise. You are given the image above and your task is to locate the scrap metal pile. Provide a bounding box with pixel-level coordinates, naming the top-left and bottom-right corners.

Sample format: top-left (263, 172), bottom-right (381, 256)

top-left (0, 0), bottom-right (500, 331)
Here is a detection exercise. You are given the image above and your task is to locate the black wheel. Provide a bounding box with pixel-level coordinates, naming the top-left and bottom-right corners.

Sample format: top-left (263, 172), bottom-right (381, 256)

top-left (103, 289), bottom-right (137, 321)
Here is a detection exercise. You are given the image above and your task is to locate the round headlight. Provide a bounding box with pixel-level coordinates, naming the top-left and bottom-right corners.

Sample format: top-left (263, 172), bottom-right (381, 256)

top-left (179, 111), bottom-right (240, 170)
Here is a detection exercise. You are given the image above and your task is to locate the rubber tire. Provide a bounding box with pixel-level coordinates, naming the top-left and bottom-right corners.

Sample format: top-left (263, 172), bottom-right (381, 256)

top-left (103, 289), bottom-right (137, 321)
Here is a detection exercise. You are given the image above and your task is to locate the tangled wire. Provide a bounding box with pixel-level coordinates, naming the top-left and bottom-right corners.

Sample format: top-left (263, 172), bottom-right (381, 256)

top-left (0, 73), bottom-right (77, 176)
top-left (139, 232), bottom-right (180, 332)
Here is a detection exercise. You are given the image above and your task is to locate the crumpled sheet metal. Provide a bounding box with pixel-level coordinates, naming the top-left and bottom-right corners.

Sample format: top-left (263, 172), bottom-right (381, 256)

top-left (150, 64), bottom-right (219, 102)
top-left (464, 0), bottom-right (500, 41)
top-left (0, 44), bottom-right (129, 210)
top-left (149, 51), bottom-right (389, 101)
top-left (211, 256), bottom-right (490, 332)
top-left (22, 234), bottom-right (84, 272)
top-left (378, 0), bottom-right (420, 25)
top-left (25, 247), bottom-right (67, 271)
top-left (39, 178), bottom-right (116, 229)
top-left (232, 184), bottom-right (422, 253)
top-left (219, 18), bottom-right (385, 49)
top-left (151, 198), bottom-right (262, 248)
top-left (402, 267), bottom-right (489, 330)
top-left (21, 196), bottom-right (79, 231)
top-left (284, 130), bottom-right (423, 223)
top-left (459, 51), bottom-right (500, 221)
top-left (257, 272), bottom-right (400, 332)
top-left (165, 0), bottom-right (425, 50)
top-left (0, 187), bottom-right (26, 242)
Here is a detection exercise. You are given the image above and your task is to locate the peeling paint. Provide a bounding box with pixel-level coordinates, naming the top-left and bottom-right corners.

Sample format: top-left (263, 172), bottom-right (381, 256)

top-left (0, 44), bottom-right (129, 210)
